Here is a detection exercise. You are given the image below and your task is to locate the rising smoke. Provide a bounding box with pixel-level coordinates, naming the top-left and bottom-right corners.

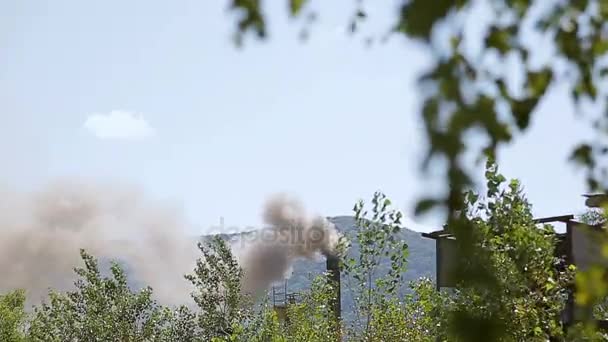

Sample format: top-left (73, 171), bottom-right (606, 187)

top-left (236, 193), bottom-right (341, 295)
top-left (0, 183), bottom-right (340, 306)
top-left (0, 180), bottom-right (200, 306)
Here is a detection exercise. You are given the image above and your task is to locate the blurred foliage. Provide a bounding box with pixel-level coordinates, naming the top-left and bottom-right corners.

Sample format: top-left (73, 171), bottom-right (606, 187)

top-left (577, 207), bottom-right (608, 337)
top-left (228, 0), bottom-right (608, 200)
top-left (580, 208), bottom-right (608, 226)
top-left (4, 0), bottom-right (608, 335)
top-left (227, 0), bottom-right (608, 339)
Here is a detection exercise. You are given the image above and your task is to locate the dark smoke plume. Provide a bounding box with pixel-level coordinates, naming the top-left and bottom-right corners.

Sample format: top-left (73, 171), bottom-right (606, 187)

top-left (235, 193), bottom-right (341, 295)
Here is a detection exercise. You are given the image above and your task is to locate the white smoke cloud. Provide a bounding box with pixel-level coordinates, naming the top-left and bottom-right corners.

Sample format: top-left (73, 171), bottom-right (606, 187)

top-left (84, 110), bottom-right (155, 140)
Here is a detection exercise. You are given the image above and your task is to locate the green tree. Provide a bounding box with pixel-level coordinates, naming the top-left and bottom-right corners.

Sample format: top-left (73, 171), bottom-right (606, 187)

top-left (369, 278), bottom-right (449, 342)
top-left (158, 305), bottom-right (201, 342)
top-left (342, 191), bottom-right (409, 339)
top-left (185, 236), bottom-right (252, 341)
top-left (8, 177), bottom-right (588, 340)
top-left (27, 250), bottom-right (175, 342)
top-left (234, 304), bottom-right (287, 342)
top-left (282, 275), bottom-right (341, 342)
top-left (22, 237), bottom-right (257, 342)
top-left (221, 275), bottom-right (340, 342)
top-left (226, 4), bottom-right (608, 337)
top-left (444, 161), bottom-right (574, 341)
top-left (0, 290), bottom-right (27, 342)
top-left (348, 163), bottom-right (580, 341)
top-left (577, 207), bottom-right (608, 336)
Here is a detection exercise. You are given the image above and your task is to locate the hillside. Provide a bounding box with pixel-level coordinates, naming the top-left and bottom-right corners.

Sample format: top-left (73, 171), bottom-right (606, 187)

top-left (281, 215), bottom-right (435, 289)
top-left (270, 216), bottom-right (435, 321)
top-left (103, 215), bottom-right (436, 318)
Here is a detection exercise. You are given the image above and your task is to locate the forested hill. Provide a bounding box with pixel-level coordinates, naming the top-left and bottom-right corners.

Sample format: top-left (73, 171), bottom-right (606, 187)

top-left (208, 216), bottom-right (436, 291)
top-left (281, 215), bottom-right (435, 291)
top-left (206, 215), bottom-right (437, 321)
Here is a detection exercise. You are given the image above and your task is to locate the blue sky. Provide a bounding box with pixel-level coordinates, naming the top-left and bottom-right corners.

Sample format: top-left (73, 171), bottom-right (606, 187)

top-left (0, 0), bottom-right (594, 234)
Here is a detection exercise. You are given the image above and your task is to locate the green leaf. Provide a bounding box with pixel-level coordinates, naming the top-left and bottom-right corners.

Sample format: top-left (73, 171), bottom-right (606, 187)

top-left (572, 0), bottom-right (589, 11)
top-left (289, 0), bottom-right (306, 16)
top-left (601, 1), bottom-right (608, 17)
top-left (382, 198), bottom-right (392, 210)
top-left (396, 0), bottom-right (454, 40)
top-left (511, 97), bottom-right (538, 130)
top-left (230, 0), bottom-right (266, 43)
top-left (526, 68), bottom-right (553, 97)
top-left (415, 198), bottom-right (439, 215)
top-left (570, 144), bottom-right (594, 167)
top-left (592, 39), bottom-right (608, 56)
top-left (485, 25), bottom-right (515, 55)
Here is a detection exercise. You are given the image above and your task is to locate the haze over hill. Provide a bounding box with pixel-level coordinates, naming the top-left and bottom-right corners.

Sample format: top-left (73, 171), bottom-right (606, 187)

top-left (283, 216), bottom-right (435, 290)
top-left (207, 215), bottom-right (436, 321)
top-left (206, 215), bottom-right (435, 292)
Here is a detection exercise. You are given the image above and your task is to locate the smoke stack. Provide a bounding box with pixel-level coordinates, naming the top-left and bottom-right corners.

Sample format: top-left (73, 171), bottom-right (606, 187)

top-left (237, 193), bottom-right (341, 295)
top-left (325, 253), bottom-right (341, 326)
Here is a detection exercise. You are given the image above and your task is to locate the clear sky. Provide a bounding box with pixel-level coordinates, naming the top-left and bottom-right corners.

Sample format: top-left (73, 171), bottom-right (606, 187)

top-left (0, 0), bottom-right (594, 234)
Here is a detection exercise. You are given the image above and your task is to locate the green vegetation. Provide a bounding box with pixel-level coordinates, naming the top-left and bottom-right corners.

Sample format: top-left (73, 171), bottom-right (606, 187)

top-left (3, 2), bottom-right (608, 339)
top-left (444, 161), bottom-right (575, 341)
top-left (229, 0), bottom-right (608, 208)
top-left (0, 290), bottom-right (27, 342)
top-left (3, 162), bottom-right (608, 340)
top-left (225, 1), bottom-right (608, 339)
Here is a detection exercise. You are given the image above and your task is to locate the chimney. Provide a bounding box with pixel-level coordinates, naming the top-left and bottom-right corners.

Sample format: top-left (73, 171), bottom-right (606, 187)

top-left (325, 254), bottom-right (341, 324)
